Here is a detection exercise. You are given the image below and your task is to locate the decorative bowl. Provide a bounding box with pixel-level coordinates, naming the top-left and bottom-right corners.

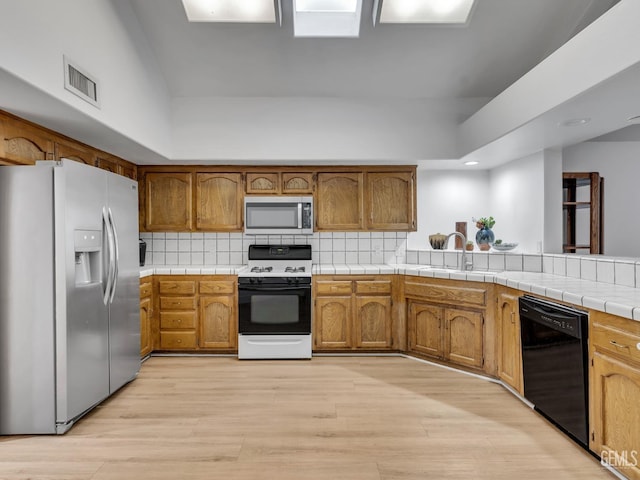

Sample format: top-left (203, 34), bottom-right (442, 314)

top-left (429, 233), bottom-right (447, 250)
top-left (492, 242), bottom-right (518, 252)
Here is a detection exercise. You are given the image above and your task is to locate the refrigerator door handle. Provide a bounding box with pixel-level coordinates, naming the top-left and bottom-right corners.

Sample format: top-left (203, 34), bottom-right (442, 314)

top-left (107, 208), bottom-right (119, 304)
top-left (102, 207), bottom-right (115, 305)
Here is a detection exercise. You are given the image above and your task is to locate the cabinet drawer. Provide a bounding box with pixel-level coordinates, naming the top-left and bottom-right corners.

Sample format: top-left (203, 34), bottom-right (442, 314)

top-left (159, 281), bottom-right (196, 295)
top-left (140, 281), bottom-right (152, 298)
top-left (404, 281), bottom-right (486, 307)
top-left (160, 296), bottom-right (196, 310)
top-left (315, 281), bottom-right (353, 295)
top-left (592, 324), bottom-right (640, 364)
top-left (355, 280), bottom-right (391, 295)
top-left (200, 281), bottom-right (235, 295)
top-left (160, 312), bottom-right (196, 329)
top-left (160, 331), bottom-right (196, 349)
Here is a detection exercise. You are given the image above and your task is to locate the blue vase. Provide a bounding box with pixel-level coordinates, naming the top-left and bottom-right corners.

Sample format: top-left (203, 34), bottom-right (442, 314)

top-left (475, 227), bottom-right (495, 251)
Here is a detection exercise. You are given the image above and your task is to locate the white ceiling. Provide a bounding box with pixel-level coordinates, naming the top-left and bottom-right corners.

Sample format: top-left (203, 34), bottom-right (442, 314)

top-left (129, 0), bottom-right (619, 101)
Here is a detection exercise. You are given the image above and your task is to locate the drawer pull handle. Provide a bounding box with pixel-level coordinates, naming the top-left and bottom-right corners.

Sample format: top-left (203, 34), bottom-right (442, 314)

top-left (610, 340), bottom-right (630, 349)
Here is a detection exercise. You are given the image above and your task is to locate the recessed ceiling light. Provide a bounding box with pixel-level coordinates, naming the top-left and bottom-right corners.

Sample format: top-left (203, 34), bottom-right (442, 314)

top-left (560, 118), bottom-right (591, 127)
top-left (379, 0), bottom-right (475, 24)
top-left (464, 161), bottom-right (479, 166)
top-left (293, 0), bottom-right (362, 37)
top-left (181, 0), bottom-right (276, 23)
top-left (627, 115), bottom-right (640, 124)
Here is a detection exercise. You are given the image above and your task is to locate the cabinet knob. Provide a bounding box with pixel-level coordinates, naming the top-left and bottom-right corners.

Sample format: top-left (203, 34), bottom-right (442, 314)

top-left (177, 339), bottom-right (182, 344)
top-left (636, 342), bottom-right (640, 351)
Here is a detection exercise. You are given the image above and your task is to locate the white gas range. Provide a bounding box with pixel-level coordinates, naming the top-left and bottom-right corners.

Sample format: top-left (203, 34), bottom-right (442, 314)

top-left (237, 245), bottom-right (312, 360)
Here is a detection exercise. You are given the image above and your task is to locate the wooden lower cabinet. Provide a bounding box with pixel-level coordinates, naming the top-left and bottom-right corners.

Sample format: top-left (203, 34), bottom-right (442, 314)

top-left (155, 275), bottom-right (238, 352)
top-left (496, 290), bottom-right (522, 393)
top-left (313, 276), bottom-right (394, 351)
top-left (590, 312), bottom-right (640, 479)
top-left (139, 279), bottom-right (153, 358)
top-left (407, 301), bottom-right (483, 369)
top-left (199, 295), bottom-right (236, 349)
top-left (408, 302), bottom-right (443, 358)
top-left (354, 295), bottom-right (393, 349)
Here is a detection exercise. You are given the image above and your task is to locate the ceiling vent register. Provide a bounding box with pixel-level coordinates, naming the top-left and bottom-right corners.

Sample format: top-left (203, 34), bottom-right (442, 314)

top-left (63, 56), bottom-right (100, 108)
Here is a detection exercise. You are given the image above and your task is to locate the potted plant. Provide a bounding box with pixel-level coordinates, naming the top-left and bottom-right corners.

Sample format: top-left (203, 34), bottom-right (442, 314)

top-left (465, 240), bottom-right (474, 251)
top-left (473, 216), bottom-right (496, 251)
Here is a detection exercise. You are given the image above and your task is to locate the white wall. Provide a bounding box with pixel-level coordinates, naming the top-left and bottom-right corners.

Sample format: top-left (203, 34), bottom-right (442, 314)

top-left (563, 141), bottom-right (640, 257)
top-left (171, 97), bottom-right (486, 162)
top-left (489, 152), bottom-right (546, 253)
top-left (408, 169), bottom-right (490, 250)
top-left (410, 149), bottom-right (562, 254)
top-left (0, 0), bottom-right (172, 156)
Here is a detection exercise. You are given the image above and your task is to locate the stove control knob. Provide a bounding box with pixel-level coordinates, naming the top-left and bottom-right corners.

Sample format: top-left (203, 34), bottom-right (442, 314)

top-left (258, 278), bottom-right (263, 284)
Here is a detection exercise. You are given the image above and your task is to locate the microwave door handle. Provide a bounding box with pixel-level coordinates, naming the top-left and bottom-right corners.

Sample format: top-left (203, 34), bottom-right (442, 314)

top-left (297, 203), bottom-right (302, 229)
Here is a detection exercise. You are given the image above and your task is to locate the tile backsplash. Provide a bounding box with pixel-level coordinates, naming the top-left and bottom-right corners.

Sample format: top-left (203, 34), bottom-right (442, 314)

top-left (140, 231), bottom-right (640, 289)
top-left (140, 231), bottom-right (408, 266)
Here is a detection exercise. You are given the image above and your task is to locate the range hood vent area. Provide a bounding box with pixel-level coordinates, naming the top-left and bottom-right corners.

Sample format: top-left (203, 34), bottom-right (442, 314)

top-left (63, 56), bottom-right (100, 108)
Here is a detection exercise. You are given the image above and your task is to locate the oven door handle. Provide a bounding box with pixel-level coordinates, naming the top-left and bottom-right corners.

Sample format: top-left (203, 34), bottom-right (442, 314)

top-left (239, 285), bottom-right (310, 292)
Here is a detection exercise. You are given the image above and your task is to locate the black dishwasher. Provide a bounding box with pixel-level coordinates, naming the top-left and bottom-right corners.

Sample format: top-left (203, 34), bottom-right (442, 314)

top-left (519, 295), bottom-right (589, 448)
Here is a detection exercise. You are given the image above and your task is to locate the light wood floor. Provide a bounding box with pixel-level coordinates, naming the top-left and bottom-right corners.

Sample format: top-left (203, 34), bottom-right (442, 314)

top-left (0, 356), bottom-right (615, 480)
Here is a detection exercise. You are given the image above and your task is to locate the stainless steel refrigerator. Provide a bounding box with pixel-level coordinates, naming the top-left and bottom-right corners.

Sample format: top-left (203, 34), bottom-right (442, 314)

top-left (0, 159), bottom-right (140, 434)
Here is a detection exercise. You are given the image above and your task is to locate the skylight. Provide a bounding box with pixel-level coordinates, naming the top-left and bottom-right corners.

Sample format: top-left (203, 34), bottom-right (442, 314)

top-left (379, 0), bottom-right (475, 24)
top-left (181, 0), bottom-right (276, 23)
top-left (293, 0), bottom-right (363, 37)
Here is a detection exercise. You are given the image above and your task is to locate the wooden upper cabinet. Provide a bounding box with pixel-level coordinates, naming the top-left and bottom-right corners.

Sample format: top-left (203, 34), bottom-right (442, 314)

top-left (245, 172), bottom-right (314, 195)
top-left (0, 118), bottom-right (54, 165)
top-left (246, 172), bottom-right (279, 194)
top-left (366, 171), bottom-right (415, 231)
top-left (97, 153), bottom-right (137, 180)
top-left (54, 138), bottom-right (96, 166)
top-left (96, 153), bottom-right (120, 174)
top-left (282, 172), bottom-right (313, 194)
top-left (316, 172), bottom-right (364, 231)
top-left (196, 173), bottom-right (243, 231)
top-left (144, 172), bottom-right (193, 231)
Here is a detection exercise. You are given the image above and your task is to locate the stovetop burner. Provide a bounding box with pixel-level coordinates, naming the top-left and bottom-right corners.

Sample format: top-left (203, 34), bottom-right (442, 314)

top-left (285, 266), bottom-right (306, 273)
top-left (250, 266), bottom-right (273, 273)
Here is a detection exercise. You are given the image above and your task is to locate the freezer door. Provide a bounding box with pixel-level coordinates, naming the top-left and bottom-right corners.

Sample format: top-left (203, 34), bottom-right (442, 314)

top-left (54, 160), bottom-right (110, 426)
top-left (107, 173), bottom-right (141, 393)
top-left (0, 165), bottom-right (57, 434)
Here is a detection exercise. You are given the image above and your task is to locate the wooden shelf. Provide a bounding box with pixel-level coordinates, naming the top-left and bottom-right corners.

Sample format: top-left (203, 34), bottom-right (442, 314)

top-left (562, 172), bottom-right (603, 254)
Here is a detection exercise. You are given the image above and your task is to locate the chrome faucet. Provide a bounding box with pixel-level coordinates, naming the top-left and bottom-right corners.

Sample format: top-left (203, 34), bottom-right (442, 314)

top-left (446, 232), bottom-right (472, 271)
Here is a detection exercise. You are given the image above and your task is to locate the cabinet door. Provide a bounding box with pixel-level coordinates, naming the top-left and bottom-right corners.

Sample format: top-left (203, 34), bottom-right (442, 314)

top-left (54, 139), bottom-right (96, 166)
top-left (591, 351), bottom-right (640, 479)
top-left (314, 296), bottom-right (352, 350)
top-left (408, 302), bottom-right (443, 358)
top-left (366, 171), bottom-right (415, 231)
top-left (354, 295), bottom-right (392, 349)
top-left (144, 172), bottom-right (193, 231)
top-left (282, 172), bottom-right (313, 194)
top-left (0, 118), bottom-right (54, 165)
top-left (246, 172), bottom-right (279, 194)
top-left (196, 173), bottom-right (243, 231)
top-left (96, 153), bottom-right (120, 174)
top-left (140, 297), bottom-right (152, 357)
top-left (199, 295), bottom-right (237, 349)
top-left (316, 172), bottom-right (363, 231)
top-left (445, 308), bottom-right (484, 369)
top-left (497, 292), bottom-right (521, 392)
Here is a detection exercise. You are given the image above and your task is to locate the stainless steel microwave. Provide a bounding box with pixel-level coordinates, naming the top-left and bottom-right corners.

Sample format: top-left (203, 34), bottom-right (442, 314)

top-left (244, 196), bottom-right (313, 235)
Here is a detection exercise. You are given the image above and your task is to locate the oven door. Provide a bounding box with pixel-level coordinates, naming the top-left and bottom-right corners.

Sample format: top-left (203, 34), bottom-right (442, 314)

top-left (238, 282), bottom-right (311, 335)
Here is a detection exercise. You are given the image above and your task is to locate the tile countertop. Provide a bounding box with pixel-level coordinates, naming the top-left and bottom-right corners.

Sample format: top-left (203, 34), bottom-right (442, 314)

top-left (140, 264), bottom-right (640, 322)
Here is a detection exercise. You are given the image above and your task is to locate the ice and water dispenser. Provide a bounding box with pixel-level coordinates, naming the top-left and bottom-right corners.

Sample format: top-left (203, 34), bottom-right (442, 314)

top-left (74, 229), bottom-right (101, 286)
